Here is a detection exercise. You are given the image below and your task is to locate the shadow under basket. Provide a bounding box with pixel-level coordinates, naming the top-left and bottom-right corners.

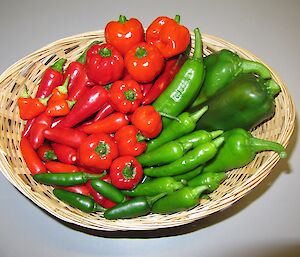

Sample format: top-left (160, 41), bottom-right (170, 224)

top-left (0, 30), bottom-right (296, 231)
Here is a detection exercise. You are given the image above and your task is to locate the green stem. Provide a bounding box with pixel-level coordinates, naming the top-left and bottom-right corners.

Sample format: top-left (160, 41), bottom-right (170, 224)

top-left (38, 94), bottom-right (52, 106)
top-left (124, 89), bottom-right (136, 101)
top-left (240, 59), bottom-right (271, 79)
top-left (265, 79), bottom-right (281, 97)
top-left (210, 130), bottom-right (224, 139)
top-left (67, 100), bottom-right (76, 109)
top-left (190, 105), bottom-right (208, 122)
top-left (77, 40), bottom-right (102, 64)
top-left (21, 86), bottom-right (30, 98)
top-left (99, 47), bottom-right (112, 58)
top-left (122, 164), bottom-right (136, 180)
top-left (174, 14), bottom-right (180, 23)
top-left (136, 132), bottom-right (148, 142)
top-left (95, 141), bottom-right (110, 157)
top-left (135, 47), bottom-right (147, 59)
top-left (118, 15), bottom-right (128, 24)
top-left (159, 112), bottom-right (180, 122)
top-left (249, 137), bottom-right (287, 158)
top-left (190, 185), bottom-right (209, 198)
top-left (56, 75), bottom-right (70, 95)
top-left (192, 28), bottom-right (203, 60)
top-left (147, 193), bottom-right (166, 206)
top-left (212, 137), bottom-right (224, 148)
top-left (51, 58), bottom-right (66, 73)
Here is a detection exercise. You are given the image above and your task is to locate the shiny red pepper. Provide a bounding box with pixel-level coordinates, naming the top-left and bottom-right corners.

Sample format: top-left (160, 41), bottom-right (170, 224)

top-left (86, 43), bottom-right (124, 85)
top-left (146, 15), bottom-right (190, 59)
top-left (108, 79), bottom-right (143, 113)
top-left (114, 125), bottom-right (147, 156)
top-left (48, 76), bottom-right (70, 105)
top-left (131, 105), bottom-right (162, 138)
top-left (93, 102), bottom-right (115, 121)
top-left (78, 133), bottom-right (119, 171)
top-left (51, 143), bottom-right (78, 165)
top-left (109, 156), bottom-right (144, 190)
top-left (37, 143), bottom-right (57, 162)
top-left (45, 161), bottom-right (81, 173)
top-left (56, 185), bottom-right (90, 196)
top-left (46, 99), bottom-right (76, 117)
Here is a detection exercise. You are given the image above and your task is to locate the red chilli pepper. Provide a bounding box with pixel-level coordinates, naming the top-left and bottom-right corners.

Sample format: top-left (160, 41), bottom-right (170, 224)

top-left (46, 99), bottom-right (76, 117)
top-left (56, 185), bottom-right (90, 196)
top-left (51, 143), bottom-right (78, 165)
top-left (110, 156), bottom-right (144, 190)
top-left (108, 79), bottom-right (143, 113)
top-left (82, 112), bottom-right (129, 134)
top-left (86, 43), bottom-right (124, 85)
top-left (114, 125), bottom-right (147, 156)
top-left (57, 85), bottom-right (108, 128)
top-left (20, 137), bottom-right (46, 175)
top-left (131, 105), bottom-right (162, 138)
top-left (48, 76), bottom-right (70, 104)
top-left (45, 161), bottom-right (81, 173)
top-left (94, 102), bottom-right (115, 122)
top-left (37, 143), bottom-right (57, 162)
top-left (43, 127), bottom-right (87, 148)
top-left (78, 133), bottom-right (119, 171)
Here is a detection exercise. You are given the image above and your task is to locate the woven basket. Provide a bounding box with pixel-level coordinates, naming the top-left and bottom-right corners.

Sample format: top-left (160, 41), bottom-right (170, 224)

top-left (0, 30), bottom-right (295, 231)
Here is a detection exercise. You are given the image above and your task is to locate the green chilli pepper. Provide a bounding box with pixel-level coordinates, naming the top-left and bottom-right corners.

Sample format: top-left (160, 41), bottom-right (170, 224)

top-left (203, 128), bottom-right (287, 173)
top-left (104, 193), bottom-right (166, 219)
top-left (146, 105), bottom-right (208, 153)
top-left (191, 49), bottom-right (271, 107)
top-left (121, 177), bottom-right (185, 197)
top-left (144, 137), bottom-right (224, 177)
top-left (191, 73), bottom-right (281, 131)
top-left (90, 179), bottom-right (126, 204)
top-left (33, 172), bottom-right (106, 186)
top-left (53, 188), bottom-right (106, 213)
top-left (173, 166), bottom-right (203, 182)
top-left (187, 172), bottom-right (227, 193)
top-left (151, 185), bottom-right (208, 214)
top-left (152, 27), bottom-right (205, 127)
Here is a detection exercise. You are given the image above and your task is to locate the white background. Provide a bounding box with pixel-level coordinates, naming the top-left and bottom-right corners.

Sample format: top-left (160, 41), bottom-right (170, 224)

top-left (0, 0), bottom-right (299, 256)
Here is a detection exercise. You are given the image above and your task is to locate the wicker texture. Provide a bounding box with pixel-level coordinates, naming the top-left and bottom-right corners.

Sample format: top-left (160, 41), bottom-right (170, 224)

top-left (0, 30), bottom-right (295, 231)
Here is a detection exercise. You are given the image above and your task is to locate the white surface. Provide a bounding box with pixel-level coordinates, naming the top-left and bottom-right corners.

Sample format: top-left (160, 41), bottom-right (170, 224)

top-left (0, 0), bottom-right (299, 256)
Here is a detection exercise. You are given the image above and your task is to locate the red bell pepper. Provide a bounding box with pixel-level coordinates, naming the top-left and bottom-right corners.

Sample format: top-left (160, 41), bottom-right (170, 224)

top-left (104, 15), bottom-right (144, 56)
top-left (114, 125), bottom-right (147, 156)
top-left (82, 112), bottom-right (129, 134)
top-left (20, 137), bottom-right (46, 175)
top-left (51, 143), bottom-right (77, 165)
top-left (43, 127), bottom-right (87, 148)
top-left (109, 156), bottom-right (144, 190)
top-left (45, 161), bottom-right (81, 173)
top-left (46, 99), bottom-right (76, 117)
top-left (124, 42), bottom-right (164, 83)
top-left (131, 105), bottom-right (162, 138)
top-left (146, 15), bottom-right (190, 59)
top-left (37, 143), bottom-right (57, 162)
top-left (86, 43), bottom-right (124, 85)
top-left (78, 133), bottom-right (119, 171)
top-left (56, 85), bottom-right (108, 128)
top-left (108, 79), bottom-right (143, 113)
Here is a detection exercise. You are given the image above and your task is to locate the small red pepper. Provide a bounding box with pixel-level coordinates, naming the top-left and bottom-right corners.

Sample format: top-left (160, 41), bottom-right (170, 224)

top-left (82, 112), bottom-right (129, 134)
top-left (131, 105), bottom-right (162, 138)
top-left (93, 102), bottom-right (115, 122)
top-left (86, 43), bottom-right (124, 85)
top-left (108, 79), bottom-right (143, 113)
top-left (46, 99), bottom-right (76, 117)
top-left (114, 125), bottom-right (147, 156)
top-left (109, 156), bottom-right (144, 190)
top-left (146, 15), bottom-right (190, 59)
top-left (104, 15), bottom-right (144, 56)
top-left (78, 133), bottom-right (119, 171)
top-left (48, 76), bottom-right (70, 105)
top-left (20, 137), bottom-right (46, 175)
top-left (51, 143), bottom-right (78, 165)
top-left (37, 143), bottom-right (57, 162)
top-left (124, 42), bottom-right (164, 83)
top-left (45, 161), bottom-right (81, 173)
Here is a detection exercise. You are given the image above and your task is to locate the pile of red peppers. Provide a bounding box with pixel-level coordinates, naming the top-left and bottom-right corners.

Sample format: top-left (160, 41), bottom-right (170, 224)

top-left (18, 14), bottom-right (190, 209)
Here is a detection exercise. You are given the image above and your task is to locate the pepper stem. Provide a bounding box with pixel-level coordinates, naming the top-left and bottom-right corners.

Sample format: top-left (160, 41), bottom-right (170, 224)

top-left (210, 130), bottom-right (224, 139)
top-left (51, 58), bottom-right (66, 73)
top-left (21, 86), bottom-right (30, 98)
top-left (192, 28), bottom-right (203, 61)
top-left (190, 105), bottom-right (208, 122)
top-left (212, 137), bottom-right (225, 148)
top-left (122, 164), bottom-right (137, 180)
top-left (265, 79), bottom-right (281, 97)
top-left (77, 40), bottom-right (102, 64)
top-left (124, 89), bottom-right (137, 101)
top-left (56, 75), bottom-right (70, 95)
top-left (146, 193), bottom-right (166, 206)
top-left (249, 137), bottom-right (287, 158)
top-left (44, 150), bottom-right (57, 161)
top-left (136, 132), bottom-right (148, 142)
top-left (95, 141), bottom-right (110, 157)
top-left (190, 185), bottom-right (209, 199)
top-left (38, 94), bottom-right (52, 106)
top-left (135, 47), bottom-right (147, 59)
top-left (99, 47), bottom-right (112, 58)
top-left (159, 112), bottom-right (180, 122)
top-left (67, 100), bottom-right (76, 109)
top-left (118, 15), bottom-right (128, 24)
top-left (93, 203), bottom-right (107, 212)
top-left (174, 14), bottom-right (180, 23)
top-left (240, 59), bottom-right (271, 79)
top-left (84, 171), bottom-right (107, 181)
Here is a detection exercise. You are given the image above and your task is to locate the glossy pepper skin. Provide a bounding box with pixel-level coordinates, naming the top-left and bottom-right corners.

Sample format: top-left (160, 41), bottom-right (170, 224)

top-left (124, 42), bottom-right (164, 83)
top-left (48, 76), bottom-right (70, 104)
top-left (203, 128), bottom-right (287, 173)
top-left (46, 99), bottom-right (76, 117)
top-left (191, 49), bottom-right (272, 107)
top-left (51, 143), bottom-right (77, 165)
top-left (192, 74), bottom-right (281, 131)
top-left (86, 43), bottom-right (124, 85)
top-left (146, 15), bottom-right (190, 59)
top-left (152, 28), bottom-right (205, 127)
top-left (45, 161), bottom-right (81, 173)
top-left (104, 15), bottom-right (144, 56)
top-left (37, 143), bottom-right (57, 162)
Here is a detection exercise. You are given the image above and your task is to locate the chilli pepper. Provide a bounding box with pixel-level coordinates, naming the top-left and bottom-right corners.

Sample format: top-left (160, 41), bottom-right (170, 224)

top-left (37, 143), bottom-right (57, 162)
top-left (78, 133), bottom-right (118, 171)
top-left (152, 28), bottom-right (204, 127)
top-left (146, 15), bottom-right (190, 59)
top-left (104, 15), bottom-right (144, 56)
top-left (192, 74), bottom-right (281, 131)
top-left (173, 166), bottom-right (203, 182)
top-left (121, 177), bottom-right (185, 197)
top-left (202, 128), bottom-right (287, 173)
top-left (43, 127), bottom-right (87, 148)
top-left (20, 137), bottom-right (46, 175)
top-left (109, 156), bottom-right (144, 190)
top-left (86, 43), bottom-right (124, 85)
top-left (51, 143), bottom-right (78, 165)
top-left (140, 83), bottom-right (152, 98)
top-left (146, 106), bottom-right (208, 153)
top-left (46, 99), bottom-right (76, 117)
top-left (191, 49), bottom-right (272, 107)
top-left (53, 188), bottom-right (106, 213)
top-left (187, 172), bottom-right (227, 193)
top-left (142, 56), bottom-right (186, 105)
top-left (108, 79), bottom-right (143, 113)
top-left (82, 112), bottom-right (129, 134)
top-left (94, 102), bottom-right (115, 121)
top-left (48, 76), bottom-right (70, 104)
top-left (33, 171), bottom-right (106, 186)
top-left (57, 85), bottom-right (108, 128)
top-left (124, 42), bottom-right (164, 83)
top-left (151, 185), bottom-right (208, 214)
top-left (57, 185), bottom-right (90, 196)
top-left (104, 193), bottom-right (165, 219)
top-left (144, 137), bottom-right (224, 177)
top-left (131, 105), bottom-right (162, 138)
top-left (45, 161), bottom-right (81, 173)
top-left (114, 125), bottom-right (147, 156)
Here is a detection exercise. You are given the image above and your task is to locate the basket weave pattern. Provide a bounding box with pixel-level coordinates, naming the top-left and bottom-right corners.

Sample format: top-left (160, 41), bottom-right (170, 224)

top-left (0, 30), bottom-right (295, 231)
